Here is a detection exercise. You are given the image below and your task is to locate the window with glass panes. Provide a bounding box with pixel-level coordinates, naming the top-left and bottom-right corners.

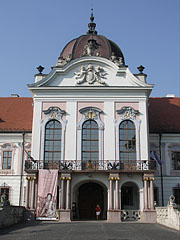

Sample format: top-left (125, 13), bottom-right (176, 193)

top-left (82, 120), bottom-right (99, 161)
top-left (2, 151), bottom-right (12, 169)
top-left (172, 152), bottom-right (180, 170)
top-left (44, 120), bottom-right (62, 162)
top-left (119, 120), bottom-right (136, 161)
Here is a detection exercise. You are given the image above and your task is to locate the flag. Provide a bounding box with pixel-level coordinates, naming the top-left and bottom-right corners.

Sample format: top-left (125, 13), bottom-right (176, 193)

top-left (150, 151), bottom-right (162, 165)
top-left (24, 149), bottom-right (36, 163)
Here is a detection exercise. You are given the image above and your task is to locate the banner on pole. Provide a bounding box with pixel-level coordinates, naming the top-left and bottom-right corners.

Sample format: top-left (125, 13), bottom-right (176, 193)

top-left (36, 169), bottom-right (58, 220)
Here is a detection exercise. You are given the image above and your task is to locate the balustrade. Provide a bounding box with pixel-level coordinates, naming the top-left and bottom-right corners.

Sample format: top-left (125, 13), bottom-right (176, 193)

top-left (25, 159), bottom-right (156, 171)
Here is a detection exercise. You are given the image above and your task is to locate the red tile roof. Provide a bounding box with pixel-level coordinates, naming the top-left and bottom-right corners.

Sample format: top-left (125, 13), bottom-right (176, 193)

top-left (149, 97), bottom-right (180, 133)
top-left (0, 97), bottom-right (179, 133)
top-left (0, 97), bottom-right (33, 132)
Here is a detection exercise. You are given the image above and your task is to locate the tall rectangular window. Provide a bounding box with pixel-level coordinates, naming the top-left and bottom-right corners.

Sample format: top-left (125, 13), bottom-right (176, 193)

top-left (119, 120), bottom-right (136, 161)
top-left (44, 120), bottom-right (62, 162)
top-left (172, 152), bottom-right (180, 170)
top-left (2, 151), bottom-right (12, 169)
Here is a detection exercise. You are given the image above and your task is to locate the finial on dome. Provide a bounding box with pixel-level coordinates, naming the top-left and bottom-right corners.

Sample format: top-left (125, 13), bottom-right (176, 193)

top-left (87, 8), bottom-right (97, 35)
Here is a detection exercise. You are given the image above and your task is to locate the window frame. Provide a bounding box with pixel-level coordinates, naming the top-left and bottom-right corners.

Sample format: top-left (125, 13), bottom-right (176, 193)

top-left (115, 107), bottom-right (141, 162)
top-left (40, 107), bottom-right (67, 165)
top-left (172, 151), bottom-right (180, 171)
top-left (2, 151), bottom-right (12, 169)
top-left (119, 120), bottom-right (136, 161)
top-left (81, 119), bottom-right (99, 162)
top-left (44, 119), bottom-right (62, 162)
top-left (77, 107), bottom-right (104, 170)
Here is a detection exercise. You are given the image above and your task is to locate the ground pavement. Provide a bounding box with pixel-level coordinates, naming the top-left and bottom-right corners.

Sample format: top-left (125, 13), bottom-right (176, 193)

top-left (0, 221), bottom-right (179, 240)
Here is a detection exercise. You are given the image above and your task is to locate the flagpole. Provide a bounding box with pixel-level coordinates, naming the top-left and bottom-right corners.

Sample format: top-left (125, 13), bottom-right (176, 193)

top-left (159, 133), bottom-right (164, 206)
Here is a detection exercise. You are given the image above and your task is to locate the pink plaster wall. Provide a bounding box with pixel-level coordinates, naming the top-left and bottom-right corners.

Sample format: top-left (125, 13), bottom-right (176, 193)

top-left (77, 102), bottom-right (104, 122)
top-left (42, 102), bottom-right (66, 120)
top-left (115, 102), bottom-right (139, 119)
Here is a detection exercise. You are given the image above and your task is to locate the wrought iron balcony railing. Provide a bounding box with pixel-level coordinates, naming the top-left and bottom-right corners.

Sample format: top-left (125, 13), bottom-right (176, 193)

top-left (25, 159), bottom-right (156, 171)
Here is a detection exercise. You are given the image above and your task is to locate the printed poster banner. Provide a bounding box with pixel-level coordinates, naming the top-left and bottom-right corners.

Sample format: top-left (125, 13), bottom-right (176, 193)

top-left (36, 169), bottom-right (58, 220)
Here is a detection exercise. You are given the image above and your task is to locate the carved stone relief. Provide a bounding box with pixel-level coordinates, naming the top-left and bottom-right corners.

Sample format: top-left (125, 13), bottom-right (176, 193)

top-left (74, 64), bottom-right (107, 85)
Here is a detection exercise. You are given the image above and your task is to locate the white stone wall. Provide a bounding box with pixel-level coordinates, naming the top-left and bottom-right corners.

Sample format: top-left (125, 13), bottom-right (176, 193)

top-left (0, 133), bottom-right (31, 206)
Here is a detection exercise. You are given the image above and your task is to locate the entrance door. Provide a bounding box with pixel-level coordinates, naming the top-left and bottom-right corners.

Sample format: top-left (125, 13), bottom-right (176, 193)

top-left (78, 182), bottom-right (104, 220)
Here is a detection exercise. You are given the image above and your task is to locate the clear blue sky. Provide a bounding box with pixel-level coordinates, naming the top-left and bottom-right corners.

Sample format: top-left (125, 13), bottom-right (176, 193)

top-left (0, 0), bottom-right (179, 97)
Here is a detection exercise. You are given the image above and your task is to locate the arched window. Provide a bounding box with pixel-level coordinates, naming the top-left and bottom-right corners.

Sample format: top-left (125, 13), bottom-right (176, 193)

top-left (44, 120), bottom-right (62, 162)
top-left (119, 120), bottom-right (136, 161)
top-left (82, 120), bottom-right (99, 162)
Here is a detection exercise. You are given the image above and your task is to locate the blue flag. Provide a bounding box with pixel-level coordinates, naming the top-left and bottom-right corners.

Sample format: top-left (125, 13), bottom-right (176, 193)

top-left (150, 151), bottom-right (162, 165)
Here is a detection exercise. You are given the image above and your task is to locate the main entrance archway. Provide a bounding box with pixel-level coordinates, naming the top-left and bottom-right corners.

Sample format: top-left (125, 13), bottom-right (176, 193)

top-left (78, 182), bottom-right (106, 220)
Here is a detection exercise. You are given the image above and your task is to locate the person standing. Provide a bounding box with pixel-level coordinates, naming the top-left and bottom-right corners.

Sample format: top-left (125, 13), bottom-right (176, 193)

top-left (95, 204), bottom-right (101, 220)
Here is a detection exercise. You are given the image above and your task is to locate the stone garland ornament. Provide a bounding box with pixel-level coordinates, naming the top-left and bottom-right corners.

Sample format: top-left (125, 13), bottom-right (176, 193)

top-left (74, 64), bottom-right (107, 85)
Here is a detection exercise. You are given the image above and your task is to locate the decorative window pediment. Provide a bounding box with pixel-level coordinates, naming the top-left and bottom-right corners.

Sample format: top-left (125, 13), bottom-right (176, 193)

top-left (79, 107), bottom-right (102, 121)
top-left (43, 107), bottom-right (65, 119)
top-left (117, 107), bottom-right (139, 121)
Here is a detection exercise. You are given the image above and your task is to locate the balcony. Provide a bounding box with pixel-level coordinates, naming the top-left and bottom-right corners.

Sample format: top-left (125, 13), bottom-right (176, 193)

top-left (24, 159), bottom-right (156, 172)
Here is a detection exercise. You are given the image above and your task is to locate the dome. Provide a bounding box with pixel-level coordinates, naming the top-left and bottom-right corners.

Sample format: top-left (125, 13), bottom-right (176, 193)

top-left (57, 10), bottom-right (125, 67)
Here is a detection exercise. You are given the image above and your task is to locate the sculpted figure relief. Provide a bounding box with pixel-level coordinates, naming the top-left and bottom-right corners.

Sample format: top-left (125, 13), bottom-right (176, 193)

top-left (74, 64), bottom-right (107, 85)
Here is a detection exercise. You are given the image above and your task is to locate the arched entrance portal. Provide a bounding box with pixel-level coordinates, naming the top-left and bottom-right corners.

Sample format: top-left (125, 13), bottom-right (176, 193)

top-left (78, 182), bottom-right (106, 220)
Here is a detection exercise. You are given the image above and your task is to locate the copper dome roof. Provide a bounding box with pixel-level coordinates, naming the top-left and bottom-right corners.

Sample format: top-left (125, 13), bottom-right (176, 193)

top-left (58, 10), bottom-right (125, 65)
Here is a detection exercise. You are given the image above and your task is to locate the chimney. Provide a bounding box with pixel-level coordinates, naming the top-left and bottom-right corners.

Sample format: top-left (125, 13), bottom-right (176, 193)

top-left (166, 94), bottom-right (175, 98)
top-left (11, 94), bottom-right (19, 97)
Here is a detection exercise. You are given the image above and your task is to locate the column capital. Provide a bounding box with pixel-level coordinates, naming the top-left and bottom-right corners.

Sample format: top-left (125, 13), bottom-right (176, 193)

top-left (26, 176), bottom-right (36, 180)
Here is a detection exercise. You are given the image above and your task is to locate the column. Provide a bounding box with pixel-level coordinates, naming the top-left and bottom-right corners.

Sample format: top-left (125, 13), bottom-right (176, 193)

top-left (144, 179), bottom-right (148, 210)
top-left (34, 180), bottom-right (38, 209)
top-left (66, 178), bottom-right (71, 210)
top-left (59, 183), bottom-right (61, 209)
top-left (115, 179), bottom-right (120, 210)
top-left (150, 178), bottom-right (154, 210)
top-left (26, 178), bottom-right (30, 208)
top-left (30, 179), bottom-right (35, 209)
top-left (109, 179), bottom-right (113, 210)
top-left (148, 180), bottom-right (151, 209)
top-left (60, 177), bottom-right (65, 209)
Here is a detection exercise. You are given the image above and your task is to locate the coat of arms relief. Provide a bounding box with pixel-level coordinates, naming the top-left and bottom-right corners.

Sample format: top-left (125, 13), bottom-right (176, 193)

top-left (74, 64), bottom-right (107, 85)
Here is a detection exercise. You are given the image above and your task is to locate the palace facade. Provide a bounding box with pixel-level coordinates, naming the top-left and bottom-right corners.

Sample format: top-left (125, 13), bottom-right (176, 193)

top-left (0, 13), bottom-right (179, 222)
